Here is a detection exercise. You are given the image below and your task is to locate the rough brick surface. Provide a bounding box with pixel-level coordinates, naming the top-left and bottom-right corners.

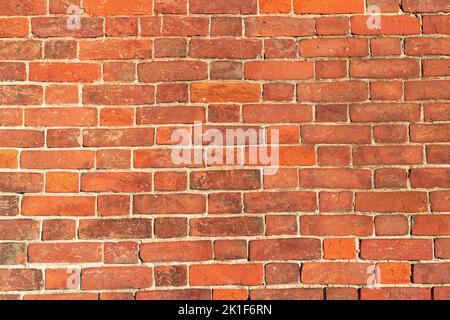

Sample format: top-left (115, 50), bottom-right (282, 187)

top-left (0, 0), bottom-right (449, 301)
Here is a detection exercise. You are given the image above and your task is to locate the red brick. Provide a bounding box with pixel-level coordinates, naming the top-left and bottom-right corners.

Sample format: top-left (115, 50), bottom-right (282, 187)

top-left (157, 83), bottom-right (189, 103)
top-left (0, 270), bottom-right (43, 291)
top-left (298, 82), bottom-right (368, 102)
top-left (244, 191), bottom-right (316, 213)
top-left (81, 172), bottom-right (152, 193)
top-left (29, 243), bottom-right (102, 263)
top-left (316, 17), bottom-right (349, 35)
top-left (215, 240), bottom-right (247, 260)
top-left (26, 108), bottom-right (97, 127)
top-left (138, 61), bottom-right (207, 82)
top-left (155, 265), bottom-right (187, 287)
top-left (350, 59), bottom-right (420, 78)
top-left (260, 0), bottom-right (291, 13)
top-left (264, 39), bottom-right (296, 58)
top-left (32, 17), bottom-right (103, 38)
top-left (402, 0), bottom-right (450, 13)
top-left (191, 82), bottom-right (261, 103)
top-left (250, 288), bottom-right (323, 300)
top-left (30, 62), bottom-right (100, 82)
top-left (22, 196), bottom-right (95, 216)
top-left (375, 215), bottom-right (409, 236)
top-left (0, 196), bottom-right (19, 216)
top-left (373, 125), bottom-right (408, 143)
top-left (245, 61), bottom-right (313, 80)
top-left (136, 289), bottom-right (210, 300)
top-left (319, 192), bottom-right (353, 212)
top-left (0, 62), bottom-right (26, 81)
top-left (134, 194), bottom-right (206, 215)
top-left (190, 264), bottom-right (263, 286)
top-left (430, 191), bottom-right (450, 212)
top-left (0, 173), bottom-right (43, 193)
top-left (423, 59), bottom-right (450, 77)
top-left (190, 217), bottom-right (263, 237)
top-left (316, 60), bottom-right (347, 79)
top-left (414, 264), bottom-right (450, 284)
top-left (0, 85), bottom-right (43, 105)
top-left (21, 150), bottom-right (94, 169)
top-left (46, 172), bottom-right (79, 193)
top-left (299, 168), bottom-right (371, 189)
top-left (378, 262), bottom-right (411, 284)
top-left (155, 0), bottom-right (187, 13)
top-left (162, 16), bottom-right (208, 36)
top-left (79, 219), bottom-right (152, 240)
top-left (0, 0), bottom-right (46, 15)
top-left (326, 288), bottom-right (358, 300)
top-left (83, 128), bottom-right (154, 147)
top-left (423, 15), bottom-right (450, 34)
top-left (140, 241), bottom-right (212, 262)
top-left (104, 242), bottom-right (138, 264)
top-left (315, 104), bottom-right (348, 122)
top-left (361, 288), bottom-right (431, 300)
top-left (435, 239), bottom-right (450, 259)
top-left (355, 192), bottom-right (428, 212)
top-left (47, 129), bottom-right (80, 148)
top-left (96, 150), bottom-right (131, 169)
top-left (324, 238), bottom-right (356, 260)
top-left (371, 81), bottom-right (402, 100)
top-left (410, 168), bottom-right (450, 188)
top-left (318, 146), bottom-right (351, 166)
top-left (353, 146), bottom-right (423, 165)
top-left (371, 38), bottom-right (402, 56)
top-left (361, 239), bottom-right (433, 260)
top-left (301, 215), bottom-right (372, 236)
top-left (83, 85), bottom-right (155, 105)
top-left (294, 0), bottom-right (364, 13)
top-left (300, 39), bottom-right (368, 57)
top-left (410, 124), bottom-right (450, 142)
top-left (435, 287), bottom-right (450, 300)
top-left (0, 243), bottom-right (26, 265)
top-left (413, 215), bottom-right (450, 236)
top-left (191, 39), bottom-right (261, 59)
top-left (249, 238), bottom-right (321, 260)
top-left (213, 289), bottom-right (247, 300)
top-left (265, 263), bottom-right (299, 284)
top-left (211, 17), bottom-right (242, 36)
top-left (0, 220), bottom-right (40, 240)
top-left (154, 218), bottom-right (188, 238)
top-left (42, 220), bottom-right (76, 240)
top-left (375, 168), bottom-right (407, 188)
top-left (405, 37), bottom-right (450, 55)
top-left (302, 263), bottom-right (370, 285)
top-left (137, 106), bottom-right (205, 124)
top-left (351, 15), bottom-right (421, 35)
top-left (103, 62), bottom-right (136, 82)
top-left (424, 103), bottom-right (450, 121)
top-left (98, 195), bottom-right (130, 216)
top-left (245, 17), bottom-right (314, 37)
top-left (0, 41), bottom-right (41, 60)
top-left (106, 17), bottom-right (138, 36)
top-left (82, 267), bottom-right (152, 290)
top-left (84, 0), bottom-right (153, 15)
top-left (244, 104), bottom-right (311, 123)
top-left (45, 85), bottom-right (78, 105)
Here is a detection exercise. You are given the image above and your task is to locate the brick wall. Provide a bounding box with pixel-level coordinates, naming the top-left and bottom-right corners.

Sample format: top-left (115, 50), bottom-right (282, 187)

top-left (0, 0), bottom-right (449, 300)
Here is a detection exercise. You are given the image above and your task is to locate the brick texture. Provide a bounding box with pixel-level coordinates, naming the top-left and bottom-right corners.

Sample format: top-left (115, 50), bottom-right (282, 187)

top-left (0, 0), bottom-right (449, 301)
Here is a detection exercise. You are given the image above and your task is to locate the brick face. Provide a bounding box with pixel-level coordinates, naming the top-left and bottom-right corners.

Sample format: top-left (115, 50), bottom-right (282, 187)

top-left (0, 0), bottom-right (448, 301)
